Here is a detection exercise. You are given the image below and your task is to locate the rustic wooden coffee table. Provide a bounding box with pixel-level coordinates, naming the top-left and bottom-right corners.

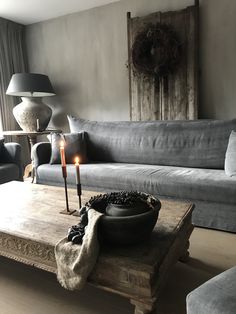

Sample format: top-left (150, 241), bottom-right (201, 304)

top-left (0, 181), bottom-right (194, 314)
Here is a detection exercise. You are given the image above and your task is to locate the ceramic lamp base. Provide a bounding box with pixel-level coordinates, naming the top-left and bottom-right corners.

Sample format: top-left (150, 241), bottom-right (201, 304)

top-left (13, 97), bottom-right (52, 132)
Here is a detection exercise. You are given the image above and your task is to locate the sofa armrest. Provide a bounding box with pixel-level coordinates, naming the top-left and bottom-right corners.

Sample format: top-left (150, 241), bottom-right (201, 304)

top-left (32, 142), bottom-right (51, 168)
top-left (0, 142), bottom-right (23, 181)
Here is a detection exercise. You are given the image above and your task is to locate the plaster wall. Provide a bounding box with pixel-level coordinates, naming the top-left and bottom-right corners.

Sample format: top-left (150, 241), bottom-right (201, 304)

top-left (25, 0), bottom-right (236, 131)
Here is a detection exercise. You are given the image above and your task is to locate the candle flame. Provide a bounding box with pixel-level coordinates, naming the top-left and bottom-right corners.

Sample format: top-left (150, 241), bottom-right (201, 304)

top-left (60, 140), bottom-right (64, 148)
top-left (75, 156), bottom-right (80, 164)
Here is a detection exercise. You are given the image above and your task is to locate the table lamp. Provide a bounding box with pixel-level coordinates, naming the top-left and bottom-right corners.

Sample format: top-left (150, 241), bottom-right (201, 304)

top-left (6, 73), bottom-right (55, 132)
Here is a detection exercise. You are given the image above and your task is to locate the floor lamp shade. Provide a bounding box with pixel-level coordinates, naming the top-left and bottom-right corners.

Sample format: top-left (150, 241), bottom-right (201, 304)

top-left (6, 73), bottom-right (55, 132)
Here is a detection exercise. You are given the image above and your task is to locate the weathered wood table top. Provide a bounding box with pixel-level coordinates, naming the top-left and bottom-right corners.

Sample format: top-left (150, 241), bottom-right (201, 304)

top-left (0, 181), bottom-right (194, 314)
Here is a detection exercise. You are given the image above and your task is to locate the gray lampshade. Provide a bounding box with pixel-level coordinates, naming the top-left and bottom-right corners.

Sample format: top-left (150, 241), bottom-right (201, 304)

top-left (6, 73), bottom-right (55, 97)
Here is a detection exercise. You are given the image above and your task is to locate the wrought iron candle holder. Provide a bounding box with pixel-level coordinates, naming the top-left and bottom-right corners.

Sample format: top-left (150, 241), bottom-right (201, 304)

top-left (72, 183), bottom-right (82, 217)
top-left (72, 156), bottom-right (82, 216)
top-left (60, 166), bottom-right (76, 215)
top-left (77, 183), bottom-right (82, 209)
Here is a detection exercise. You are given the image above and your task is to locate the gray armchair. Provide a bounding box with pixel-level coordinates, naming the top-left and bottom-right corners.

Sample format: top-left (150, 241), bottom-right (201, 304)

top-left (187, 266), bottom-right (236, 314)
top-left (0, 142), bottom-right (23, 184)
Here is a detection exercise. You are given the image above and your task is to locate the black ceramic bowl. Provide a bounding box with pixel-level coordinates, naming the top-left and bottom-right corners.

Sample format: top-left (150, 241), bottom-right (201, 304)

top-left (97, 200), bottom-right (161, 245)
top-left (105, 202), bottom-right (150, 217)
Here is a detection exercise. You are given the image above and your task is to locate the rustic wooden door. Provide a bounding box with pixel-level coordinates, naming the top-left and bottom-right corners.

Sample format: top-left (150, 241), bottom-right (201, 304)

top-left (127, 3), bottom-right (199, 121)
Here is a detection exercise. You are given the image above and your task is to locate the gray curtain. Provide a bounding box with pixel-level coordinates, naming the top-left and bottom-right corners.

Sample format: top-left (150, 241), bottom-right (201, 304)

top-left (0, 17), bottom-right (30, 165)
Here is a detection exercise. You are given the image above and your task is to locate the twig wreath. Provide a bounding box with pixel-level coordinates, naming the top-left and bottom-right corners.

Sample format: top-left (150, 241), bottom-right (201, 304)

top-left (131, 23), bottom-right (181, 78)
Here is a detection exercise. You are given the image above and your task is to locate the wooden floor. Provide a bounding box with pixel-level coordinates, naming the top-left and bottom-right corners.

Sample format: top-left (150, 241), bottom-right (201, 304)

top-left (0, 227), bottom-right (235, 314)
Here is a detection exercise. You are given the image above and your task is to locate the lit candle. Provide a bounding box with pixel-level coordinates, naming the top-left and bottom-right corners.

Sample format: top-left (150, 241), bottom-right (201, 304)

top-left (75, 156), bottom-right (80, 184)
top-left (60, 140), bottom-right (66, 167)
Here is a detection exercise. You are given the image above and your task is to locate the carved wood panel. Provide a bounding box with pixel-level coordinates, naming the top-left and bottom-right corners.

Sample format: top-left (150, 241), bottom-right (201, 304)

top-left (127, 3), bottom-right (199, 121)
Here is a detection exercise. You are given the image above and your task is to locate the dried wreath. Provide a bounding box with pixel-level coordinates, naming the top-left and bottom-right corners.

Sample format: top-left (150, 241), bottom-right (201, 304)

top-left (131, 23), bottom-right (181, 78)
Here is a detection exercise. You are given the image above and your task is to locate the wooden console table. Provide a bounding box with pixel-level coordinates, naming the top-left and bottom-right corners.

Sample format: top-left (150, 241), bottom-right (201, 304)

top-left (2, 129), bottom-right (61, 181)
top-left (0, 181), bottom-right (194, 314)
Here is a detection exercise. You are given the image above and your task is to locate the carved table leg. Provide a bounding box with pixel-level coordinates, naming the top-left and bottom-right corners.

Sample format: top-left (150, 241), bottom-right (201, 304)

top-left (179, 240), bottom-right (190, 263)
top-left (130, 299), bottom-right (156, 314)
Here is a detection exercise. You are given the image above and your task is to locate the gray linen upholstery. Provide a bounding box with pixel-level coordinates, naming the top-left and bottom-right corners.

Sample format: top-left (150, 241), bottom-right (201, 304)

top-left (187, 267), bottom-right (236, 314)
top-left (0, 163), bottom-right (20, 184)
top-left (35, 162), bottom-right (236, 232)
top-left (31, 142), bottom-right (51, 169)
top-left (68, 116), bottom-right (236, 169)
top-left (191, 200), bottom-right (236, 232)
top-left (225, 130), bottom-right (236, 176)
top-left (0, 142), bottom-right (23, 183)
top-left (33, 118), bottom-right (236, 233)
top-left (36, 163), bottom-right (236, 204)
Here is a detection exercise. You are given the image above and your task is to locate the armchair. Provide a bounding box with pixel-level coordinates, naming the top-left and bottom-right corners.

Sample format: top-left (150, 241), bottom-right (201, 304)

top-left (0, 142), bottom-right (23, 184)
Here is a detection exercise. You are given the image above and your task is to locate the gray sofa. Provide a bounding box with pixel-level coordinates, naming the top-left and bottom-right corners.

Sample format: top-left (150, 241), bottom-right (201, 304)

top-left (0, 140), bottom-right (23, 184)
top-left (32, 117), bottom-right (236, 233)
top-left (187, 266), bottom-right (236, 314)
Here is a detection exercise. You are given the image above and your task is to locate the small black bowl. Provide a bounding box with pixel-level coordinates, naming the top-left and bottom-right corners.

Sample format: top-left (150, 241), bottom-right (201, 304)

top-left (98, 200), bottom-right (161, 245)
top-left (105, 201), bottom-right (150, 217)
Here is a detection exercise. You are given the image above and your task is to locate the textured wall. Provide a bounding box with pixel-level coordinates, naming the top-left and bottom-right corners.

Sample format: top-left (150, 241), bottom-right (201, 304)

top-left (199, 0), bottom-right (236, 119)
top-left (26, 0), bottom-right (236, 131)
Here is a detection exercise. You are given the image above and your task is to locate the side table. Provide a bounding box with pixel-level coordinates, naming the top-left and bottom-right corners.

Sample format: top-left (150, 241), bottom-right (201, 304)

top-left (2, 130), bottom-right (61, 182)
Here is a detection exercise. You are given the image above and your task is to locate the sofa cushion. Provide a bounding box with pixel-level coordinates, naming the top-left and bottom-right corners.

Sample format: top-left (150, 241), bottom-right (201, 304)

top-left (48, 132), bottom-right (87, 164)
top-left (35, 162), bottom-right (236, 232)
top-left (36, 163), bottom-right (236, 205)
top-left (68, 116), bottom-right (236, 169)
top-left (225, 131), bottom-right (236, 177)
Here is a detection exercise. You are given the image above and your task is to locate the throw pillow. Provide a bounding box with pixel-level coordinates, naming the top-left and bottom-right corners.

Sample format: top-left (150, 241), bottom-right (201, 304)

top-left (48, 132), bottom-right (87, 165)
top-left (225, 130), bottom-right (236, 177)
